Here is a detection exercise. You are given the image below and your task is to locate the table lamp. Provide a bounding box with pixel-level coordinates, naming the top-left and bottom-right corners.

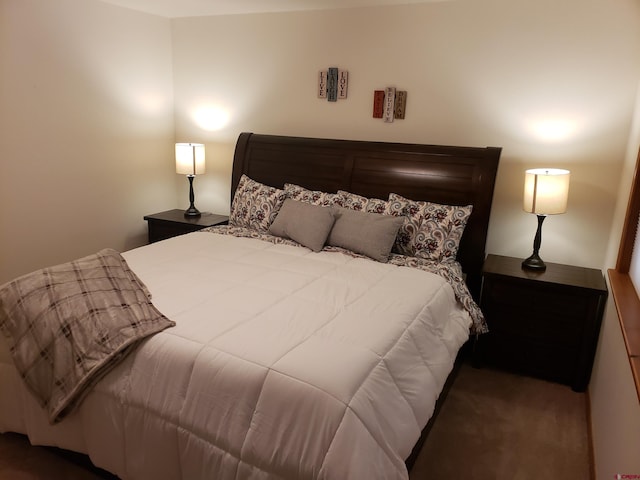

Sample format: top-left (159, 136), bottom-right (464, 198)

top-left (176, 143), bottom-right (205, 217)
top-left (522, 168), bottom-right (570, 271)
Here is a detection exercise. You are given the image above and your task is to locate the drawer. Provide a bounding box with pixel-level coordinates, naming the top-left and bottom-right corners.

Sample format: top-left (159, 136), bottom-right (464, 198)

top-left (148, 222), bottom-right (202, 242)
top-left (479, 332), bottom-right (577, 384)
top-left (483, 303), bottom-right (584, 347)
top-left (145, 211), bottom-right (230, 244)
top-left (481, 283), bottom-right (586, 347)
top-left (484, 279), bottom-right (590, 320)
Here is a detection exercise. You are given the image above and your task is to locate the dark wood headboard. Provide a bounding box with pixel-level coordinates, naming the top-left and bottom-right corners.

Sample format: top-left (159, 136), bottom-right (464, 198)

top-left (231, 132), bottom-right (501, 300)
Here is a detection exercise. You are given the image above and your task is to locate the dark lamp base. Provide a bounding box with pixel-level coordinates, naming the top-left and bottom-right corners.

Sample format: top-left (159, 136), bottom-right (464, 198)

top-left (522, 253), bottom-right (546, 271)
top-left (183, 207), bottom-right (201, 217)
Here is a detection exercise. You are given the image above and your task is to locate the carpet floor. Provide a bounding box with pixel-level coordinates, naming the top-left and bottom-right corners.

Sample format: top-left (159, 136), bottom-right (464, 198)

top-left (410, 362), bottom-right (591, 480)
top-left (0, 362), bottom-right (590, 479)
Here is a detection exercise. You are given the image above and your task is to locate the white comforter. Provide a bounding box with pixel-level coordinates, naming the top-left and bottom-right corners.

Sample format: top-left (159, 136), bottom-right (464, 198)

top-left (0, 230), bottom-right (471, 480)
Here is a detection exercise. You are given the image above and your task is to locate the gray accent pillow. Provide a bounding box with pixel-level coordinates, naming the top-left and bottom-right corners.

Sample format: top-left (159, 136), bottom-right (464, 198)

top-left (327, 207), bottom-right (404, 263)
top-left (268, 199), bottom-right (336, 252)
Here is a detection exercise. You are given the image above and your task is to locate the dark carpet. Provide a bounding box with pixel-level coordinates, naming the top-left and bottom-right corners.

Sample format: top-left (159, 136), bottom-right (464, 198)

top-left (410, 363), bottom-right (591, 480)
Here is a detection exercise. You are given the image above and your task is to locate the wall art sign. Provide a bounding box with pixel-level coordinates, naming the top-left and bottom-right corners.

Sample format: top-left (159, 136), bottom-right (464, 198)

top-left (318, 71), bottom-right (327, 99)
top-left (373, 88), bottom-right (407, 122)
top-left (327, 68), bottom-right (338, 102)
top-left (382, 87), bottom-right (395, 123)
top-left (373, 90), bottom-right (385, 118)
top-left (394, 90), bottom-right (407, 119)
top-left (318, 67), bottom-right (348, 101)
top-left (338, 70), bottom-right (348, 99)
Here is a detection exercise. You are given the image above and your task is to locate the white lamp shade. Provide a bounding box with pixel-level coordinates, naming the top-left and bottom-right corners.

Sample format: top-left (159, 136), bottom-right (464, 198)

top-left (523, 168), bottom-right (570, 215)
top-left (175, 143), bottom-right (206, 175)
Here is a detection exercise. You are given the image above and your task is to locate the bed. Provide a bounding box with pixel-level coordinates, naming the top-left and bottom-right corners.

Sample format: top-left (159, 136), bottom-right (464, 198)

top-left (0, 132), bottom-right (500, 480)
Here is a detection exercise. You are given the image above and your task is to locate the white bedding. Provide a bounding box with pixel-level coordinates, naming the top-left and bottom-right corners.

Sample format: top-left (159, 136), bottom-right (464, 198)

top-left (0, 229), bottom-right (471, 480)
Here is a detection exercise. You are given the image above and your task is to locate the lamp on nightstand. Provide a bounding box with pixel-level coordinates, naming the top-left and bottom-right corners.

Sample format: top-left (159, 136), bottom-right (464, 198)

top-left (522, 168), bottom-right (570, 271)
top-left (176, 143), bottom-right (205, 217)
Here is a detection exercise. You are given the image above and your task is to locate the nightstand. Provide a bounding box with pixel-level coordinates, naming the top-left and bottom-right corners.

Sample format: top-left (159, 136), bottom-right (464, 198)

top-left (144, 209), bottom-right (229, 243)
top-left (477, 254), bottom-right (607, 392)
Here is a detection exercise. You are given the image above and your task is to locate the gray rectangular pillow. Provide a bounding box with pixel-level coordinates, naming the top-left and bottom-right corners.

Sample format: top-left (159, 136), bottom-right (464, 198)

top-left (268, 199), bottom-right (336, 252)
top-left (327, 207), bottom-right (404, 262)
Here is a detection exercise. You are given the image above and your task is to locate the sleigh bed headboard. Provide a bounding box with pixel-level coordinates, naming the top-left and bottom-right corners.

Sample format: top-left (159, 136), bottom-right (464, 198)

top-left (231, 132), bottom-right (501, 300)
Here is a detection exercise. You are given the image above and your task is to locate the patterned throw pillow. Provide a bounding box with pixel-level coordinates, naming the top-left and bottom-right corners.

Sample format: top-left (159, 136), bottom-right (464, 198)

top-left (388, 193), bottom-right (473, 262)
top-left (284, 183), bottom-right (340, 206)
top-left (229, 175), bottom-right (286, 232)
top-left (336, 190), bottom-right (400, 215)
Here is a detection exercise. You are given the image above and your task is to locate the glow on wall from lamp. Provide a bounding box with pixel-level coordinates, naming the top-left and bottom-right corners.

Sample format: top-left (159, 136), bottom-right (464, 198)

top-left (525, 117), bottom-right (580, 143)
top-left (193, 105), bottom-right (230, 131)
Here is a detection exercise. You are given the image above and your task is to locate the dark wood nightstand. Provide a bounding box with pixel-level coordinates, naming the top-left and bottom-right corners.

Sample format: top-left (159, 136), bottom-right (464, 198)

top-left (477, 254), bottom-right (607, 392)
top-left (144, 209), bottom-right (229, 243)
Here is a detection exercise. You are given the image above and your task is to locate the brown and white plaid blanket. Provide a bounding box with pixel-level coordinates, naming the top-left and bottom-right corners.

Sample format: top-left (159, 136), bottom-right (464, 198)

top-left (0, 248), bottom-right (175, 423)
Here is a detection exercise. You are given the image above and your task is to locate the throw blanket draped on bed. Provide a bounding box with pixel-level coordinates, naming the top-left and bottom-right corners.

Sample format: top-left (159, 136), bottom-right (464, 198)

top-left (0, 248), bottom-right (174, 423)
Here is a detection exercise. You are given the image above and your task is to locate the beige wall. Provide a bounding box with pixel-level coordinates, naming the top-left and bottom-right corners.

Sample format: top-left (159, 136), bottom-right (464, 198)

top-left (0, 0), bottom-right (176, 284)
top-left (590, 82), bottom-right (640, 479)
top-left (172, 0), bottom-right (640, 272)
